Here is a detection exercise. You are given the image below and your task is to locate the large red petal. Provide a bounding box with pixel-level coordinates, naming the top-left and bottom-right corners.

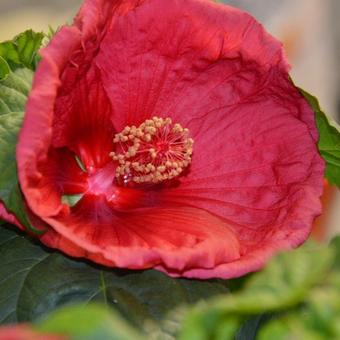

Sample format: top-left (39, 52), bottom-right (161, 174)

top-left (41, 194), bottom-right (240, 271)
top-left (95, 0), bottom-right (289, 131)
top-left (52, 64), bottom-right (114, 170)
top-left (52, 0), bottom-right (146, 170)
top-left (160, 80), bottom-right (324, 242)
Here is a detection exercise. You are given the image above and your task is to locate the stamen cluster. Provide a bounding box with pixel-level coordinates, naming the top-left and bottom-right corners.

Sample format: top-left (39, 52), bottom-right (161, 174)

top-left (110, 117), bottom-right (193, 184)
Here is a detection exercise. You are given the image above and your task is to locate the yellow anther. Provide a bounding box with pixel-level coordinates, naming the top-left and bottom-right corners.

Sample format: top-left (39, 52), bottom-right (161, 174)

top-left (173, 124), bottom-right (183, 133)
top-left (149, 164), bottom-right (156, 172)
top-left (145, 126), bottom-right (156, 134)
top-left (144, 134), bottom-right (152, 142)
top-left (149, 148), bottom-right (157, 159)
top-left (110, 116), bottom-right (194, 184)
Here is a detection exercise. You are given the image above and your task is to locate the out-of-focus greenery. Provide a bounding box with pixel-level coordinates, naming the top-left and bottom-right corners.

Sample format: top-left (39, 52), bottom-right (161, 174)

top-left (36, 304), bottom-right (145, 340)
top-left (179, 237), bottom-right (340, 340)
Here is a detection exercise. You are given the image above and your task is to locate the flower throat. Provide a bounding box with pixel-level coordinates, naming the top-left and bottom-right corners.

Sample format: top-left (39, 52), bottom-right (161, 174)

top-left (110, 117), bottom-right (193, 185)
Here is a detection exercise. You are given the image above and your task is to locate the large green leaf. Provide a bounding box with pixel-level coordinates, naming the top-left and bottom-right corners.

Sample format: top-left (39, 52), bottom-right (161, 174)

top-left (0, 48), bottom-right (44, 233)
top-left (300, 89), bottom-right (340, 186)
top-left (36, 304), bottom-right (144, 340)
top-left (0, 72), bottom-right (43, 233)
top-left (0, 56), bottom-right (10, 81)
top-left (0, 113), bottom-right (38, 231)
top-left (0, 67), bottom-right (33, 115)
top-left (0, 30), bottom-right (44, 71)
top-left (0, 226), bottom-right (229, 338)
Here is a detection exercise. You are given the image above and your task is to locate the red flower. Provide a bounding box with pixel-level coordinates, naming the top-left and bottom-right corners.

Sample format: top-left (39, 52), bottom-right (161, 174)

top-left (2, 0), bottom-right (324, 279)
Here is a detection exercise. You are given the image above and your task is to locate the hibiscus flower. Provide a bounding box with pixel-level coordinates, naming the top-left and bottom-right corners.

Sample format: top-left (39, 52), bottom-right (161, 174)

top-left (1, 0), bottom-right (324, 279)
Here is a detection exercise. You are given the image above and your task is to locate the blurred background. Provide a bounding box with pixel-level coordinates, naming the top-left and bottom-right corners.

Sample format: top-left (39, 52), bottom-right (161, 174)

top-left (0, 0), bottom-right (339, 238)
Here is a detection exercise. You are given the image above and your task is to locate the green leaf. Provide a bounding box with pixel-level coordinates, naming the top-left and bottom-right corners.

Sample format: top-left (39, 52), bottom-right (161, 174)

top-left (0, 59), bottom-right (44, 233)
top-left (0, 112), bottom-right (42, 234)
top-left (0, 67), bottom-right (33, 115)
top-left (0, 226), bottom-right (229, 337)
top-left (46, 25), bottom-right (59, 41)
top-left (36, 304), bottom-right (144, 340)
top-left (0, 113), bottom-right (42, 233)
top-left (179, 243), bottom-right (334, 340)
top-left (0, 227), bottom-right (49, 323)
top-left (0, 30), bottom-right (44, 71)
top-left (0, 56), bottom-right (10, 81)
top-left (299, 88), bottom-right (340, 186)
